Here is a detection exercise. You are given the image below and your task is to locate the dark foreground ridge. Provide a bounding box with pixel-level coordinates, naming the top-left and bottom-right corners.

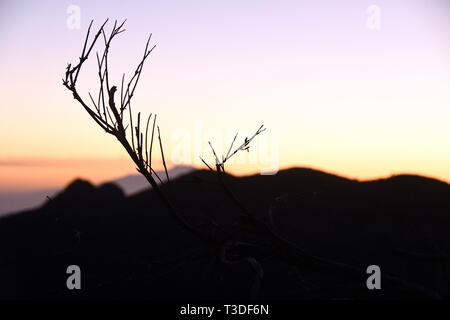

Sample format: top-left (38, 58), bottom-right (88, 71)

top-left (0, 167), bottom-right (449, 299)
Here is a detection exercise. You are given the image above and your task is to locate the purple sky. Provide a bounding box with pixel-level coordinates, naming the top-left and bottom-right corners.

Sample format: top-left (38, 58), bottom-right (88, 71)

top-left (0, 0), bottom-right (449, 192)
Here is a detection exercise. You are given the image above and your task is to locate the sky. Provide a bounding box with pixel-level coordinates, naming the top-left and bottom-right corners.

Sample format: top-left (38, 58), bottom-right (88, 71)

top-left (0, 0), bottom-right (449, 191)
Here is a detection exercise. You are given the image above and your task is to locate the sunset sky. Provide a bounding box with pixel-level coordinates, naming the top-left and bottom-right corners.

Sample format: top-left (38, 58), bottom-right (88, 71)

top-left (0, 0), bottom-right (449, 192)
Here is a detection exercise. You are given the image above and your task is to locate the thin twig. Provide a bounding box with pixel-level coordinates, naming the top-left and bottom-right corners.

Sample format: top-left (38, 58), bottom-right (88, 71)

top-left (144, 113), bottom-right (152, 168)
top-left (149, 114), bottom-right (157, 169)
top-left (157, 126), bottom-right (170, 183)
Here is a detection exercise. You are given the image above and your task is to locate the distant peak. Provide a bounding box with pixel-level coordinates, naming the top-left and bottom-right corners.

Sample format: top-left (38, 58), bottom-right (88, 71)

top-left (65, 179), bottom-right (95, 193)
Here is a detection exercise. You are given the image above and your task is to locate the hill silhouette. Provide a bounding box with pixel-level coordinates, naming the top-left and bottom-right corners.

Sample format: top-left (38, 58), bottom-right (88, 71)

top-left (0, 167), bottom-right (449, 299)
top-left (0, 166), bottom-right (195, 216)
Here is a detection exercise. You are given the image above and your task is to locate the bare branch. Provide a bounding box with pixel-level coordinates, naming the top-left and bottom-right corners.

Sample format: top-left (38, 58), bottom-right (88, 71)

top-left (157, 126), bottom-right (170, 183)
top-left (199, 157), bottom-right (214, 172)
top-left (144, 113), bottom-right (152, 168)
top-left (223, 125), bottom-right (265, 164)
top-left (149, 114), bottom-right (157, 169)
top-left (63, 20), bottom-right (215, 244)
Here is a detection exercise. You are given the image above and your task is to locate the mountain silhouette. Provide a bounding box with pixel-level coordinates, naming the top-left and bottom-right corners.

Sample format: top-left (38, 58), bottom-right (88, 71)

top-left (0, 165), bottom-right (194, 216)
top-left (0, 167), bottom-right (449, 299)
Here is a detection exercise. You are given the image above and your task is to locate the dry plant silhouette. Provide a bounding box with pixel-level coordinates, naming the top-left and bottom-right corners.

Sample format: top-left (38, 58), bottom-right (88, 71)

top-left (63, 19), bottom-right (440, 299)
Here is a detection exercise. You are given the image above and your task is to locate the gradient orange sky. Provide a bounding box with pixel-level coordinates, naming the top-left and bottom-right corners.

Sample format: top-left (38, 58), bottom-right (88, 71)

top-left (1, 0), bottom-right (449, 191)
